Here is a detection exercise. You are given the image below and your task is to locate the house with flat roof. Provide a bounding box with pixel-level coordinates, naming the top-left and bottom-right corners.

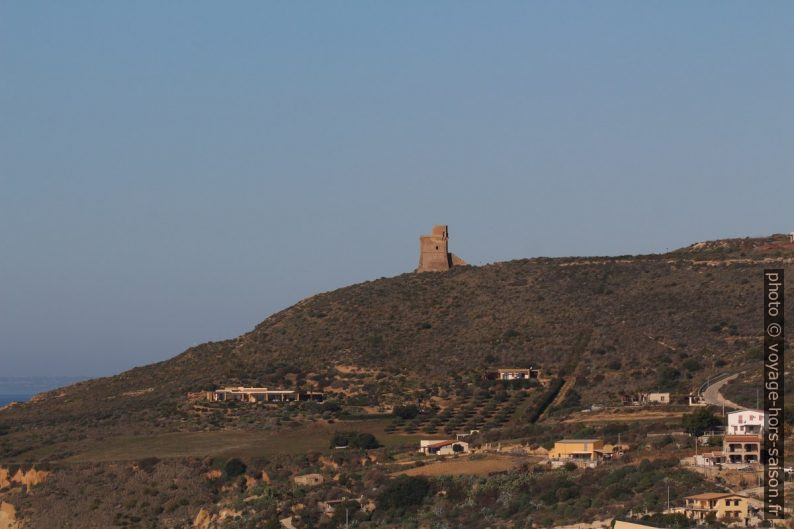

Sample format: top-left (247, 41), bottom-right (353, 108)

top-left (621, 392), bottom-right (670, 406)
top-left (726, 410), bottom-right (764, 436)
top-left (647, 392), bottom-right (670, 404)
top-left (209, 387), bottom-right (324, 403)
top-left (293, 473), bottom-right (324, 487)
top-left (682, 493), bottom-right (749, 522)
top-left (548, 439), bottom-right (605, 467)
top-left (486, 368), bottom-right (541, 381)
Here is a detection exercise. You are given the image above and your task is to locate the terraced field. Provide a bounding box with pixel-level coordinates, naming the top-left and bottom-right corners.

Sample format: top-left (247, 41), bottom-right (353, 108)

top-left (385, 385), bottom-right (539, 435)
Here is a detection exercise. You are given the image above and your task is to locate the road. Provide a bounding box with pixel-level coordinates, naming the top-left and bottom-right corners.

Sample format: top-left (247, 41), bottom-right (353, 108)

top-left (701, 373), bottom-right (747, 410)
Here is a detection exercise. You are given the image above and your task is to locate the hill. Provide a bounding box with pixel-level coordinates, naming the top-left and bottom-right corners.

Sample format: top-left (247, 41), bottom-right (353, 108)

top-left (1, 234), bottom-right (792, 457)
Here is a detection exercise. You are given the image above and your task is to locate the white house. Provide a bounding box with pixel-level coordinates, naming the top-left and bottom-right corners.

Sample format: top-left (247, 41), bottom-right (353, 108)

top-left (493, 368), bottom-right (540, 381)
top-left (209, 387), bottom-right (323, 403)
top-left (647, 392), bottom-right (670, 405)
top-left (727, 410), bottom-right (765, 436)
top-left (790, 231), bottom-right (794, 243)
top-left (418, 439), bottom-right (470, 455)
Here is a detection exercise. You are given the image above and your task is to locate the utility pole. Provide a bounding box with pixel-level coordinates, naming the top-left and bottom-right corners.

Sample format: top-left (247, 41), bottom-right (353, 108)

top-left (345, 508), bottom-right (349, 529)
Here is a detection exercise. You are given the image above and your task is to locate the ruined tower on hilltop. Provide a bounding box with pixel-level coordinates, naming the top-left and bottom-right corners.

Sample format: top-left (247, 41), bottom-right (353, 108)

top-left (417, 224), bottom-right (466, 272)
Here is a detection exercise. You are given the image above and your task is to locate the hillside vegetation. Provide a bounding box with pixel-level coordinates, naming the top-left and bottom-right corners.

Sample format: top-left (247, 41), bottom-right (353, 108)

top-left (1, 234), bottom-right (792, 449)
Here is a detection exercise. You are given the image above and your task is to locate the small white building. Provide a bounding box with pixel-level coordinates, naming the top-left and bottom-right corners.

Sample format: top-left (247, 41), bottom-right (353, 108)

top-left (789, 231), bottom-right (794, 243)
top-left (694, 451), bottom-right (726, 467)
top-left (647, 392), bottom-right (671, 405)
top-left (688, 394), bottom-right (707, 407)
top-left (209, 387), bottom-right (324, 403)
top-left (418, 439), bottom-right (470, 456)
top-left (493, 368), bottom-right (540, 381)
top-left (727, 410), bottom-right (765, 436)
top-left (293, 473), bottom-right (324, 487)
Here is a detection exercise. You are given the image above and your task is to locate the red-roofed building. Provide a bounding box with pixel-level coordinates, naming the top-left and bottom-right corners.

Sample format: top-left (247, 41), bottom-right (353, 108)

top-left (418, 439), bottom-right (470, 455)
top-left (723, 435), bottom-right (761, 465)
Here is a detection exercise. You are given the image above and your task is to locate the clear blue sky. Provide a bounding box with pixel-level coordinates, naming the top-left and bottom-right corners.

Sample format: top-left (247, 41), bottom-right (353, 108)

top-left (1, 2), bottom-right (792, 377)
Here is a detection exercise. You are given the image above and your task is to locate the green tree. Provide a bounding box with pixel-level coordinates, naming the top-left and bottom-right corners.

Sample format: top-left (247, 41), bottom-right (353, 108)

top-left (224, 458), bottom-right (247, 478)
top-left (330, 431), bottom-right (380, 449)
top-left (683, 359), bottom-right (702, 372)
top-left (682, 408), bottom-right (721, 436)
top-left (378, 475), bottom-right (430, 512)
top-left (394, 404), bottom-right (419, 420)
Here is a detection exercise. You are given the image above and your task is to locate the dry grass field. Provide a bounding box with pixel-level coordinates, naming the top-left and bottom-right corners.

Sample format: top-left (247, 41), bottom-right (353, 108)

top-left (394, 454), bottom-right (534, 477)
top-left (22, 420), bottom-right (424, 463)
top-left (563, 409), bottom-right (687, 423)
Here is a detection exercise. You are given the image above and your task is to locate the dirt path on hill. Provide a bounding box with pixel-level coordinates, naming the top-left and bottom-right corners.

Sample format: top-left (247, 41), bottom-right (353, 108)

top-left (545, 377), bottom-right (575, 415)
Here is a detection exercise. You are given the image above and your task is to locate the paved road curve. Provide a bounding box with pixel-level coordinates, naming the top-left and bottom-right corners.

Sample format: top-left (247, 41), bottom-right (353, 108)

top-left (701, 373), bottom-right (747, 410)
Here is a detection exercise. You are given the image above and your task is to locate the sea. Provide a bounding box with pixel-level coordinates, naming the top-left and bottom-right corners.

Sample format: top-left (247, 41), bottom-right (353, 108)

top-left (0, 394), bottom-right (33, 407)
top-left (0, 376), bottom-right (87, 408)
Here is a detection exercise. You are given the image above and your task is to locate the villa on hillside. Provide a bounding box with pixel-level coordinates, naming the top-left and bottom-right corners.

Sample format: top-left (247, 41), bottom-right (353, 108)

top-left (691, 433), bottom-right (762, 467)
top-left (208, 387), bottom-right (324, 403)
top-left (724, 435), bottom-right (761, 465)
top-left (678, 493), bottom-right (750, 523)
top-left (726, 410), bottom-right (765, 436)
top-left (548, 439), bottom-right (604, 467)
top-left (418, 439), bottom-right (470, 456)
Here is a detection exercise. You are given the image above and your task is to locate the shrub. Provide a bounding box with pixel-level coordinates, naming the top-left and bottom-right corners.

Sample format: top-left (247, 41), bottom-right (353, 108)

top-left (378, 475), bottom-right (430, 512)
top-left (393, 405), bottom-right (419, 420)
top-left (330, 431), bottom-right (380, 450)
top-left (322, 400), bottom-right (342, 413)
top-left (682, 409), bottom-right (721, 436)
top-left (682, 359), bottom-right (702, 372)
top-left (224, 458), bottom-right (247, 478)
top-left (137, 457), bottom-right (160, 474)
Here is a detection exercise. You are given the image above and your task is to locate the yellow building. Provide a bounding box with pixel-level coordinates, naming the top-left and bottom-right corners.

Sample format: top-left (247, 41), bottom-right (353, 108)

top-left (683, 493), bottom-right (749, 522)
top-left (549, 439), bottom-right (604, 461)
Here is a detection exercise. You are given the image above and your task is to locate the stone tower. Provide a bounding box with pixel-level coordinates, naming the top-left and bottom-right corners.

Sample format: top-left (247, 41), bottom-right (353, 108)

top-left (417, 224), bottom-right (466, 272)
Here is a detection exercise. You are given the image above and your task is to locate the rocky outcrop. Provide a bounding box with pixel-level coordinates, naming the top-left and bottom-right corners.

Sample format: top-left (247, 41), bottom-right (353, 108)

top-left (192, 508), bottom-right (243, 529)
top-left (12, 469), bottom-right (48, 493)
top-left (0, 501), bottom-right (21, 529)
top-left (193, 508), bottom-right (212, 529)
top-left (0, 468), bottom-right (48, 493)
